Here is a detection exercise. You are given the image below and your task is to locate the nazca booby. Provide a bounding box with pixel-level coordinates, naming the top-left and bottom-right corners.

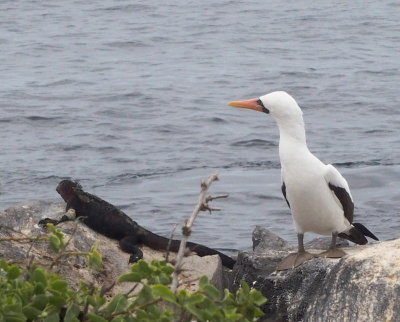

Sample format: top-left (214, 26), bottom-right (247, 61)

top-left (228, 91), bottom-right (378, 270)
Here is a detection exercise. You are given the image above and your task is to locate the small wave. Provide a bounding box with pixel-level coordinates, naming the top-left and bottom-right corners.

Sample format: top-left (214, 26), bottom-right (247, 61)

top-left (25, 116), bottom-right (61, 122)
top-left (222, 160), bottom-right (280, 169)
top-left (31, 79), bottom-right (76, 87)
top-left (105, 41), bottom-right (149, 48)
top-left (93, 92), bottom-right (144, 102)
top-left (209, 117), bottom-right (226, 123)
top-left (58, 144), bottom-right (92, 152)
top-left (154, 125), bottom-right (182, 134)
top-left (231, 139), bottom-right (277, 147)
top-left (108, 171), bottom-right (168, 183)
top-left (98, 146), bottom-right (119, 153)
top-left (364, 129), bottom-right (392, 134)
top-left (333, 160), bottom-right (396, 168)
top-left (0, 118), bottom-right (12, 123)
top-left (100, 4), bottom-right (153, 11)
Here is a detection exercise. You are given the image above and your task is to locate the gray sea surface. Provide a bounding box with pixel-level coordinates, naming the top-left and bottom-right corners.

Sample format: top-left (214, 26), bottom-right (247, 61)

top-left (1, 0), bottom-right (399, 250)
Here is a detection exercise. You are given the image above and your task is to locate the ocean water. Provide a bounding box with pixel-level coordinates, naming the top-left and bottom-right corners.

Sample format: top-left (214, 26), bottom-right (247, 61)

top-left (1, 0), bottom-right (399, 250)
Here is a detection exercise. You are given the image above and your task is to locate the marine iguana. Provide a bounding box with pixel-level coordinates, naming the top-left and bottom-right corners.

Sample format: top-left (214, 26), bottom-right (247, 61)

top-left (39, 180), bottom-right (236, 269)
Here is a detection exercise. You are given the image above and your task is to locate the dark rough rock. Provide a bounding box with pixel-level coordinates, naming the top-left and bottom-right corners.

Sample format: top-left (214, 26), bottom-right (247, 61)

top-left (0, 201), bottom-right (225, 295)
top-left (231, 226), bottom-right (400, 321)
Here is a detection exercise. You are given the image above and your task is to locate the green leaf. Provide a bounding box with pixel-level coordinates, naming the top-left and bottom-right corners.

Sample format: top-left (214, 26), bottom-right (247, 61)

top-left (87, 313), bottom-right (108, 322)
top-left (198, 275), bottom-right (208, 288)
top-left (249, 289), bottom-right (267, 306)
top-left (49, 234), bottom-right (62, 253)
top-left (157, 274), bottom-right (170, 285)
top-left (0, 259), bottom-right (10, 271)
top-left (118, 272), bottom-right (142, 283)
top-left (2, 312), bottom-right (26, 322)
top-left (86, 294), bottom-right (106, 308)
top-left (103, 294), bottom-right (128, 314)
top-left (239, 280), bottom-right (250, 294)
top-left (138, 260), bottom-right (152, 273)
top-left (31, 268), bottom-right (48, 286)
top-left (110, 317), bottom-right (127, 322)
top-left (46, 223), bottom-right (56, 232)
top-left (222, 288), bottom-right (234, 303)
top-left (33, 283), bottom-right (46, 295)
top-left (202, 284), bottom-right (220, 301)
top-left (135, 284), bottom-right (154, 304)
top-left (151, 285), bottom-right (176, 304)
top-left (184, 303), bottom-right (206, 320)
top-left (43, 313), bottom-right (60, 322)
top-left (22, 305), bottom-right (42, 320)
top-left (50, 280), bottom-right (68, 293)
top-left (88, 250), bottom-right (103, 271)
top-left (31, 294), bottom-right (48, 310)
top-left (48, 295), bottom-right (66, 308)
top-left (64, 303), bottom-right (81, 322)
top-left (6, 265), bottom-right (22, 280)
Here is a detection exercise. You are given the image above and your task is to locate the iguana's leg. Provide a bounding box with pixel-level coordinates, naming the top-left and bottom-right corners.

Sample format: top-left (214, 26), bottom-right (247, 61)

top-left (119, 235), bottom-right (143, 263)
top-left (39, 209), bottom-right (76, 226)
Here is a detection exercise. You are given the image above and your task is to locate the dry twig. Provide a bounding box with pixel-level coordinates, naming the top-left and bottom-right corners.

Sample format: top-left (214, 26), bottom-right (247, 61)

top-left (170, 173), bottom-right (222, 293)
top-left (165, 223), bottom-right (179, 263)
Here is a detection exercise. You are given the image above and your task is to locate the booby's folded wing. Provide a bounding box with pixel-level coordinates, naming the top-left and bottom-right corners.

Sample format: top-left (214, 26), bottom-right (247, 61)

top-left (281, 169), bottom-right (290, 209)
top-left (324, 164), bottom-right (354, 224)
top-left (281, 181), bottom-right (290, 208)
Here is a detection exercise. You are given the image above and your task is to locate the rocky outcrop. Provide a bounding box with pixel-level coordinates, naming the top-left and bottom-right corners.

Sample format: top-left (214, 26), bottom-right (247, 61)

top-left (0, 201), bottom-right (225, 296)
top-left (232, 226), bottom-right (400, 321)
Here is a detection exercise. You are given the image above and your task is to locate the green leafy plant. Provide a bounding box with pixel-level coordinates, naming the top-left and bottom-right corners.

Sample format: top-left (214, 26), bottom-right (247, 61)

top-left (0, 173), bottom-right (267, 321)
top-left (0, 257), bottom-right (266, 321)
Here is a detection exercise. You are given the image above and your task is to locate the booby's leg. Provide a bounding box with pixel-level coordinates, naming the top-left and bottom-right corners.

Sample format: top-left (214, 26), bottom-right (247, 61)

top-left (317, 232), bottom-right (346, 258)
top-left (276, 233), bottom-right (315, 271)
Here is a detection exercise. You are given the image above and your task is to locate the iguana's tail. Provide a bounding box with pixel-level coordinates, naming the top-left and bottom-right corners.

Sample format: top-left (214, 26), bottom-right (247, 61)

top-left (145, 232), bottom-right (236, 269)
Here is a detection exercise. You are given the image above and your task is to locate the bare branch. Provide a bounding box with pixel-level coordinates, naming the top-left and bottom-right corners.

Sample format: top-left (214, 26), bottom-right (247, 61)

top-left (100, 282), bottom-right (116, 297)
top-left (205, 194), bottom-right (229, 202)
top-left (0, 236), bottom-right (48, 242)
top-left (125, 283), bottom-right (139, 296)
top-left (171, 173), bottom-right (221, 293)
top-left (165, 223), bottom-right (179, 263)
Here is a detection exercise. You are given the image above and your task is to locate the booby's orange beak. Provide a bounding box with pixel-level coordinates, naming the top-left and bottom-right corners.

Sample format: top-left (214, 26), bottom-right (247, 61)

top-left (228, 98), bottom-right (268, 113)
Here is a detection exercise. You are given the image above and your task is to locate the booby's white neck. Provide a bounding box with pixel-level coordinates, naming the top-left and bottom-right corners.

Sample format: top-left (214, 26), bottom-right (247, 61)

top-left (275, 115), bottom-right (311, 167)
top-left (275, 113), bottom-right (307, 145)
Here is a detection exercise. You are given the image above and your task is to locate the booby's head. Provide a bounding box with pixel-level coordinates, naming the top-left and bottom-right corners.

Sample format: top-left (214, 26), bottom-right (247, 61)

top-left (56, 179), bottom-right (83, 202)
top-left (228, 91), bottom-right (303, 122)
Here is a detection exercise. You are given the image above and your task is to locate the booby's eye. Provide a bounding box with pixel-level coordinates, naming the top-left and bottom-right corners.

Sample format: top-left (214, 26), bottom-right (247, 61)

top-left (257, 99), bottom-right (269, 114)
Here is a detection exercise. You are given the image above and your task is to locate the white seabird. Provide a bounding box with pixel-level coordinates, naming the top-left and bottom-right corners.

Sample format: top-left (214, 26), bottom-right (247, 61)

top-left (228, 91), bottom-right (378, 270)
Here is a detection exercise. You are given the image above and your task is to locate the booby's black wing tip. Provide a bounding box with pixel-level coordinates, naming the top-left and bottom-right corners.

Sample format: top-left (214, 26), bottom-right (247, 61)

top-left (353, 223), bottom-right (379, 241)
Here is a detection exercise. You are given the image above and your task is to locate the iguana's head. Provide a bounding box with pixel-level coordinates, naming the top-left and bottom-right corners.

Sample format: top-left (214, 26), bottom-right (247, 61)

top-left (56, 180), bottom-right (83, 202)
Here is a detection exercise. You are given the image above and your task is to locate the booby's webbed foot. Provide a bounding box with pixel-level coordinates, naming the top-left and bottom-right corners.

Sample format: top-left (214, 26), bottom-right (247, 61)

top-left (276, 251), bottom-right (315, 271)
top-left (317, 247), bottom-right (346, 258)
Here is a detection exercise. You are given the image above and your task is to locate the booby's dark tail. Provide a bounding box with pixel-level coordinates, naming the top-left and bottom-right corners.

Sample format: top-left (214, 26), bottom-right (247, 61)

top-left (338, 223), bottom-right (379, 245)
top-left (144, 232), bottom-right (236, 269)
